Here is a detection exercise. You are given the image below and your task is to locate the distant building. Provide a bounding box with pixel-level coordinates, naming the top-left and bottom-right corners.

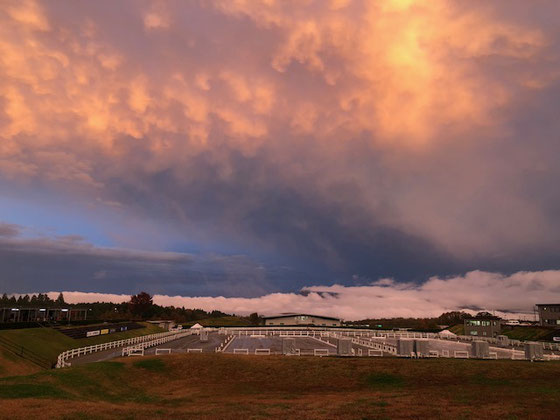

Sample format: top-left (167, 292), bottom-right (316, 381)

top-left (263, 313), bottom-right (341, 327)
top-left (464, 315), bottom-right (502, 338)
top-left (0, 307), bottom-right (88, 323)
top-left (536, 304), bottom-right (560, 327)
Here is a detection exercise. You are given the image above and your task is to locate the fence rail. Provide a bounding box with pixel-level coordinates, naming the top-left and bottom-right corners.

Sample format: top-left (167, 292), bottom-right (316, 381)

top-left (56, 330), bottom-right (192, 368)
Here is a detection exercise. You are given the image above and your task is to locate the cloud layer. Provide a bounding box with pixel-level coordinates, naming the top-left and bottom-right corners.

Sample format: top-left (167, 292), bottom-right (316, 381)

top-left (49, 269), bottom-right (560, 320)
top-left (1, 1), bottom-right (560, 294)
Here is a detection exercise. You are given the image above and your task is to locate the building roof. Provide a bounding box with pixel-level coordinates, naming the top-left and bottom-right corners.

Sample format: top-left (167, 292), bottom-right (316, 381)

top-left (263, 313), bottom-right (340, 321)
top-left (468, 315), bottom-right (501, 320)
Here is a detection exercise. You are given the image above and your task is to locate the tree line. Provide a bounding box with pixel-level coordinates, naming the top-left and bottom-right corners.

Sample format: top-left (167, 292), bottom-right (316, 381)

top-left (1, 291), bottom-right (261, 325)
top-left (1, 292), bottom-right (66, 307)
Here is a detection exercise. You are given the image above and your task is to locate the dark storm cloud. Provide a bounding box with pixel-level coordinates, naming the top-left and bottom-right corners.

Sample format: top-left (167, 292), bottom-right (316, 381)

top-left (1, 1), bottom-right (560, 296)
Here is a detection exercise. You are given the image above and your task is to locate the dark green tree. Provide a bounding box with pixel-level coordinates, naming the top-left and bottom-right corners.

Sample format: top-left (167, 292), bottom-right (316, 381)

top-left (55, 293), bottom-right (65, 305)
top-left (129, 292), bottom-right (153, 318)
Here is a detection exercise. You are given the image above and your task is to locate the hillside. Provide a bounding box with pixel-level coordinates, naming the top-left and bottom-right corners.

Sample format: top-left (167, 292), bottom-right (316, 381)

top-left (0, 348), bottom-right (41, 378)
top-left (501, 326), bottom-right (559, 342)
top-left (0, 354), bottom-right (559, 419)
top-left (0, 322), bottom-right (164, 364)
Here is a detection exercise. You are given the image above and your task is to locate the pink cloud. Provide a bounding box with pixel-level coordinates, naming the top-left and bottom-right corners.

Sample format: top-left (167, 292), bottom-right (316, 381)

top-left (49, 270), bottom-right (560, 320)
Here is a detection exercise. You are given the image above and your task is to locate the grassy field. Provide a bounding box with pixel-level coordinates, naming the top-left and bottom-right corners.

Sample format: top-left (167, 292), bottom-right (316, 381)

top-left (0, 348), bottom-right (41, 378)
top-left (0, 322), bottom-right (164, 364)
top-left (0, 354), bottom-right (559, 419)
top-left (447, 324), bottom-right (464, 335)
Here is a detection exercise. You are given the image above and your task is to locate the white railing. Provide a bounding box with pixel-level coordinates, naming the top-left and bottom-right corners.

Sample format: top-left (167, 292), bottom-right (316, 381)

top-left (187, 348), bottom-right (203, 353)
top-left (454, 351), bottom-right (469, 359)
top-left (155, 348), bottom-right (172, 355)
top-left (314, 349), bottom-right (330, 357)
top-left (255, 348), bottom-right (271, 355)
top-left (368, 349), bottom-right (383, 357)
top-left (56, 330), bottom-right (192, 368)
top-left (233, 348), bottom-right (249, 355)
top-left (128, 347), bottom-right (144, 356)
top-left (122, 330), bottom-right (192, 357)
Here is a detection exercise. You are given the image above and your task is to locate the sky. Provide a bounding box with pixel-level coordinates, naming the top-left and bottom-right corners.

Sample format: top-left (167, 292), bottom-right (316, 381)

top-left (1, 0), bottom-right (560, 319)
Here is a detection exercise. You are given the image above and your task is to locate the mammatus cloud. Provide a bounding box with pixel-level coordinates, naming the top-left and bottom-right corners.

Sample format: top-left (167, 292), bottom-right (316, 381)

top-left (1, 1), bottom-right (560, 289)
top-left (47, 270), bottom-right (560, 320)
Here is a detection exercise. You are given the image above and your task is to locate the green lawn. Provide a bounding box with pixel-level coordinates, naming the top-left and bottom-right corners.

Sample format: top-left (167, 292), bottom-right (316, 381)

top-left (447, 324), bottom-right (464, 335)
top-left (0, 322), bottom-right (164, 363)
top-left (501, 326), bottom-right (555, 341)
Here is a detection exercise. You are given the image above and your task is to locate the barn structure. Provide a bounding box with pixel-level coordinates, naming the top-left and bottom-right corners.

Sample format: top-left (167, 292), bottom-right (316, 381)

top-left (263, 313), bottom-right (341, 327)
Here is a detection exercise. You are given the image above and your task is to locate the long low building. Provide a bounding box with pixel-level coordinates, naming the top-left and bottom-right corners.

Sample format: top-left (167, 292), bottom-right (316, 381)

top-left (263, 313), bottom-right (341, 327)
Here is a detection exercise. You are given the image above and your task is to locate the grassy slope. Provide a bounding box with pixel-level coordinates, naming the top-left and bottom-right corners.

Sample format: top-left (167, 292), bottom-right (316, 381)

top-left (0, 354), bottom-right (559, 419)
top-left (447, 324), bottom-right (464, 335)
top-left (502, 326), bottom-right (556, 341)
top-left (0, 348), bottom-right (41, 378)
top-left (0, 322), bottom-right (164, 363)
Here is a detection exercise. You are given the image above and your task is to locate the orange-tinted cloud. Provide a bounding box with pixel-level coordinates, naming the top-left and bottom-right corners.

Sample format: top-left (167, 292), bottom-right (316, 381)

top-left (0, 0), bottom-right (558, 267)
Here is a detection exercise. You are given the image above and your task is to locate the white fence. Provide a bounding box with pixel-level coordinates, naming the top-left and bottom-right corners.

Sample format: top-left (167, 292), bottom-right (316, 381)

top-left (314, 348), bottom-right (330, 357)
top-left (187, 348), bottom-right (203, 353)
top-left (56, 330), bottom-right (192, 368)
top-left (233, 348), bottom-right (249, 355)
top-left (255, 348), bottom-right (271, 355)
top-left (155, 348), bottom-right (172, 355)
top-left (121, 331), bottom-right (192, 357)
